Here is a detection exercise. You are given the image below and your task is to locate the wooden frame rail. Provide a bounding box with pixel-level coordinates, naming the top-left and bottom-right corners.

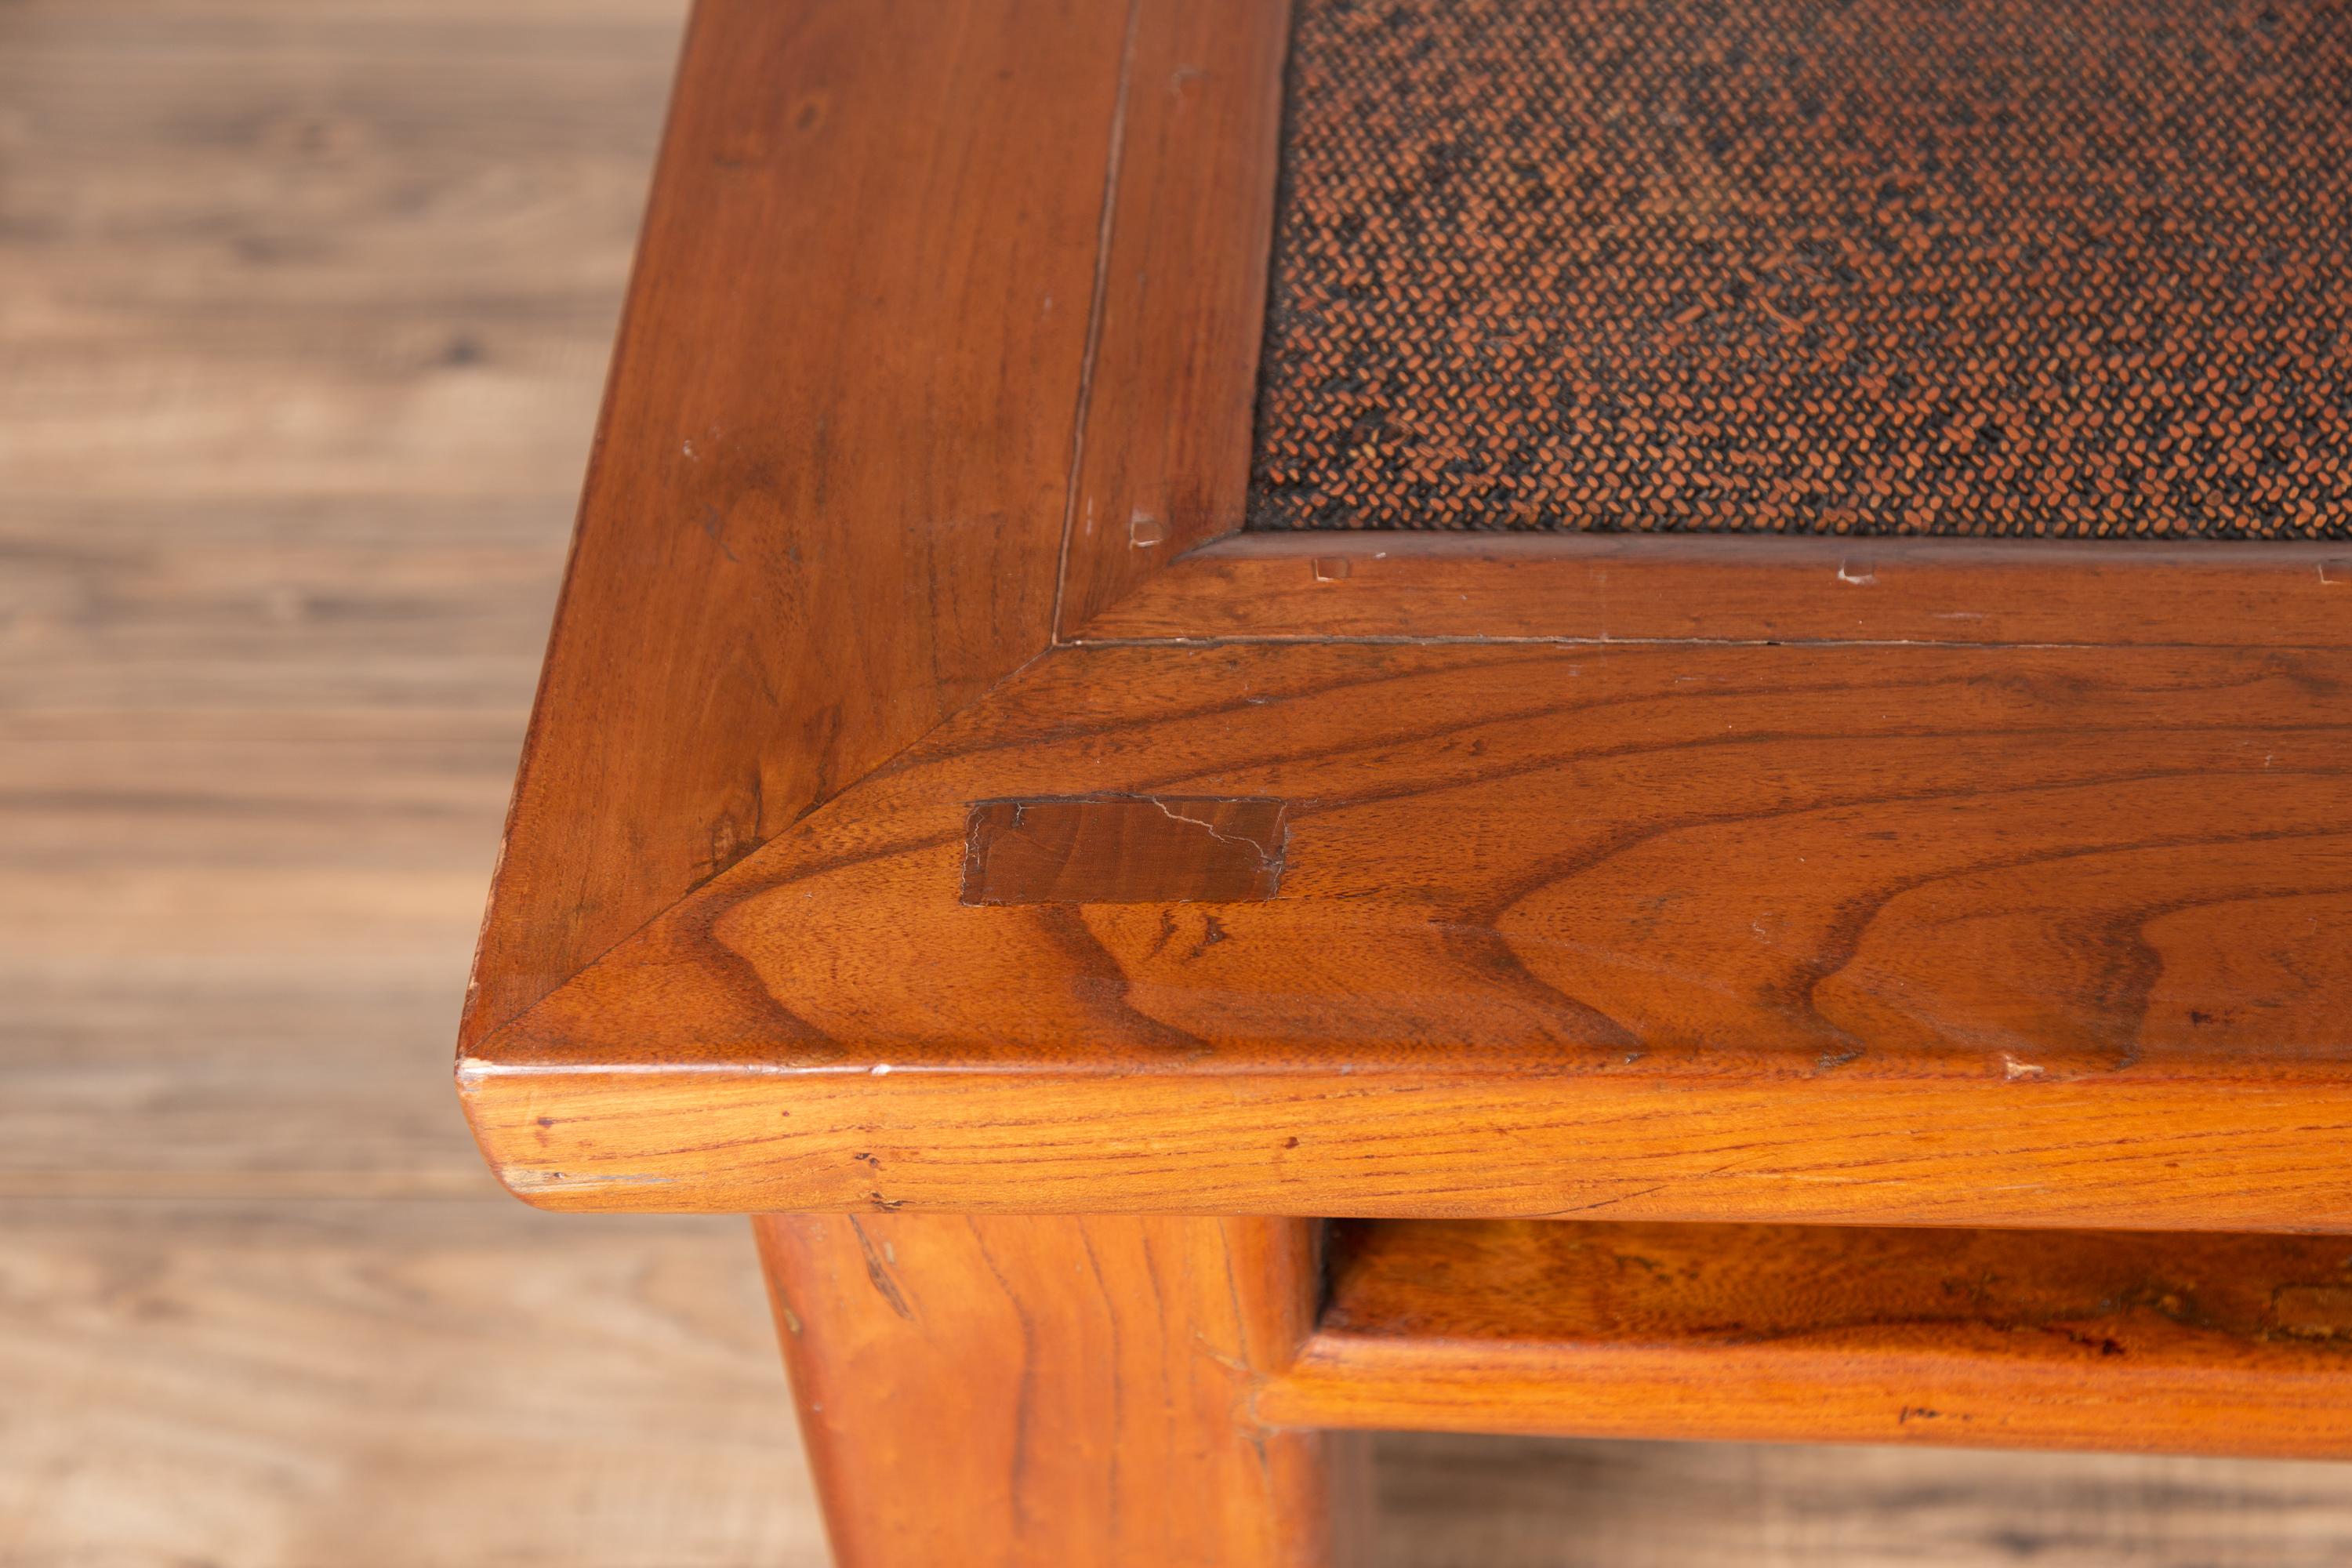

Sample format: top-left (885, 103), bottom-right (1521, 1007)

top-left (1077, 531), bottom-right (2352, 648)
top-left (1269, 1220), bottom-right (2352, 1460)
top-left (464, 618), bottom-right (2352, 1229)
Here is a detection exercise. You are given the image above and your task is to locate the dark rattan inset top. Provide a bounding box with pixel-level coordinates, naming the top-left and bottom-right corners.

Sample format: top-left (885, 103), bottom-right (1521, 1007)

top-left (1247, 0), bottom-right (2352, 535)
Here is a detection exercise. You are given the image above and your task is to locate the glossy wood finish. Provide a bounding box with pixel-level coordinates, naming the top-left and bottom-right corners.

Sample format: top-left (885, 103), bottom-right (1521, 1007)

top-left (35, 0), bottom-right (2352, 1555)
top-left (459, 0), bottom-right (1130, 1058)
top-left (754, 1213), bottom-right (1364, 1567)
top-left (960, 795), bottom-right (1290, 905)
top-left (1075, 532), bottom-right (2352, 647)
top-left (468, 637), bottom-right (2352, 1227)
top-left (453, 0), bottom-right (2352, 1530)
top-left (1268, 1220), bottom-right (2352, 1460)
top-left (1055, 0), bottom-right (1291, 636)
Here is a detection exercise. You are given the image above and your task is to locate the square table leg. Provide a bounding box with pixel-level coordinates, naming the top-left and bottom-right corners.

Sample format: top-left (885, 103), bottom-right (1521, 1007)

top-left (753, 1214), bottom-right (1368, 1566)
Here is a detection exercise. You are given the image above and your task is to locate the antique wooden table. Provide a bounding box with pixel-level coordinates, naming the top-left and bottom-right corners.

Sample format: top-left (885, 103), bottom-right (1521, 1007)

top-left (458, 1), bottom-right (2352, 1561)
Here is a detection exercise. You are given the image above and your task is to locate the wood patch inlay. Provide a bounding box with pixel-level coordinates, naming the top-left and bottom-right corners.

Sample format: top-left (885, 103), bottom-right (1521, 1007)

top-left (960, 796), bottom-right (1289, 906)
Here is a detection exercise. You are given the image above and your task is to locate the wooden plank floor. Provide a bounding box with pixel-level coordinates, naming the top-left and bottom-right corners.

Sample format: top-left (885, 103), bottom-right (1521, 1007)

top-left (5, 2), bottom-right (2352, 1563)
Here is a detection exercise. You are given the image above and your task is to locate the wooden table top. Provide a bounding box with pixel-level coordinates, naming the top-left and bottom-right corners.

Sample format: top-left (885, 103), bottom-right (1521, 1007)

top-left (456, 0), bottom-right (2352, 1232)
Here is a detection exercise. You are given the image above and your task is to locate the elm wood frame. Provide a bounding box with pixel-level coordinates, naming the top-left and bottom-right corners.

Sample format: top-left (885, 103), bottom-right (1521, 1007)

top-left (456, 0), bottom-right (2352, 1233)
top-left (1276, 1219), bottom-right (2352, 1461)
top-left (456, 0), bottom-right (2352, 1560)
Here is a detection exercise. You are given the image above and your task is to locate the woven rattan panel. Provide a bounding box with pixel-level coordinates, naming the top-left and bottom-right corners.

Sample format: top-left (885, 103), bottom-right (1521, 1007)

top-left (1246, 0), bottom-right (2352, 536)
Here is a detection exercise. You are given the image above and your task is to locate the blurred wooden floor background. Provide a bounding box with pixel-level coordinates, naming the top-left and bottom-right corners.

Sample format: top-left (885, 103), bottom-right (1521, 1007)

top-left (6, 3), bottom-right (2352, 1563)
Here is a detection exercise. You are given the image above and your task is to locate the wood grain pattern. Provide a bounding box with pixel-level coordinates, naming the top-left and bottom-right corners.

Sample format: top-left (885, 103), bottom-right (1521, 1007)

top-left (2, 710), bottom-right (534, 1198)
top-left (459, 0), bottom-right (1133, 1058)
top-left (466, 637), bottom-right (2352, 1226)
top-left (1268, 1220), bottom-right (2352, 1459)
top-left (2, 0), bottom-right (665, 1196)
top-left (754, 1213), bottom-right (1364, 1567)
top-left (0, 7), bottom-right (833, 1562)
top-left (1367, 1431), bottom-right (2352, 1568)
top-left (1055, 0), bottom-right (1292, 634)
top-left (0, 1200), bottom-right (822, 1568)
top-left (1073, 532), bottom-right (2352, 647)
